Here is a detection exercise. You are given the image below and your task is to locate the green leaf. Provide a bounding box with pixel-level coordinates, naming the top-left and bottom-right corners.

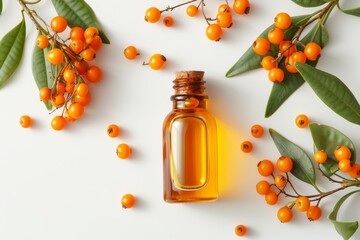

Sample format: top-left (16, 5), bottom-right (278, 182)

top-left (32, 37), bottom-right (54, 110)
top-left (265, 22), bottom-right (328, 117)
top-left (0, 0), bottom-right (3, 15)
top-left (291, 0), bottom-right (326, 7)
top-left (309, 123), bottom-right (356, 176)
top-left (295, 63), bottom-right (360, 125)
top-left (269, 128), bottom-right (316, 186)
top-left (51, 0), bottom-right (110, 44)
top-left (0, 19), bottom-right (26, 88)
top-left (342, 7), bottom-right (360, 17)
top-left (225, 14), bottom-right (312, 78)
top-left (329, 190), bottom-right (360, 240)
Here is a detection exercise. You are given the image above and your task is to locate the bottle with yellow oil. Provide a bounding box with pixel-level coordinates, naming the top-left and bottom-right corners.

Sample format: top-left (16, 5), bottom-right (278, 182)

top-left (163, 71), bottom-right (218, 203)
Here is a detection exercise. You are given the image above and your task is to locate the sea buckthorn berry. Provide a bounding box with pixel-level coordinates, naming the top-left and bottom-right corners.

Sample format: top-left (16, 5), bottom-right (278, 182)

top-left (124, 46), bottom-right (139, 60)
top-left (56, 82), bottom-right (66, 95)
top-left (39, 87), bottom-right (51, 102)
top-left (84, 27), bottom-right (99, 41)
top-left (251, 124), bottom-right (265, 138)
top-left (66, 83), bottom-right (75, 94)
top-left (304, 42), bottom-right (321, 61)
top-left (75, 83), bottom-right (89, 97)
top-left (256, 180), bottom-right (271, 195)
top-left (277, 206), bottom-right (293, 223)
top-left (74, 60), bottom-right (89, 75)
top-left (68, 103), bottom-right (85, 119)
top-left (206, 24), bottom-right (223, 41)
top-left (117, 143), bottom-right (132, 159)
top-left (121, 194), bottom-right (136, 209)
top-left (274, 12), bottom-right (292, 30)
top-left (265, 191), bottom-right (278, 205)
top-left (186, 5), bottom-right (199, 17)
top-left (63, 68), bottom-right (76, 84)
top-left (241, 140), bottom-right (253, 153)
top-left (338, 159), bottom-right (353, 173)
top-left (261, 56), bottom-right (277, 70)
top-left (86, 66), bottom-right (103, 83)
top-left (51, 115), bottom-right (67, 131)
top-left (163, 16), bottom-right (174, 27)
top-left (81, 47), bottom-right (96, 61)
top-left (70, 26), bottom-right (85, 41)
top-left (307, 206), bottom-right (322, 221)
top-left (64, 110), bottom-right (76, 122)
top-left (295, 114), bottom-right (310, 128)
top-left (69, 39), bottom-right (85, 54)
top-left (148, 54), bottom-right (167, 70)
top-left (50, 16), bottom-right (67, 33)
top-left (313, 150), bottom-right (328, 164)
top-left (257, 159), bottom-right (274, 177)
top-left (234, 224), bottom-right (247, 237)
top-left (216, 12), bottom-right (233, 28)
top-left (268, 27), bottom-right (284, 45)
top-left (47, 48), bottom-right (64, 65)
top-left (268, 67), bottom-right (284, 83)
top-left (107, 124), bottom-right (121, 138)
top-left (276, 156), bottom-right (293, 173)
top-left (334, 145), bottom-right (352, 161)
top-left (274, 174), bottom-right (287, 188)
top-left (285, 55), bottom-right (298, 73)
top-left (279, 40), bottom-right (295, 57)
top-left (74, 92), bottom-right (91, 106)
top-left (51, 94), bottom-right (65, 108)
top-left (20, 115), bottom-right (32, 128)
top-left (291, 51), bottom-right (307, 64)
top-left (252, 38), bottom-right (271, 55)
top-left (145, 7), bottom-right (161, 23)
top-left (90, 35), bottom-right (102, 51)
top-left (348, 164), bottom-right (360, 178)
top-left (36, 35), bottom-right (49, 49)
top-left (295, 196), bottom-right (310, 212)
top-left (233, 0), bottom-right (250, 15)
top-left (218, 4), bottom-right (230, 13)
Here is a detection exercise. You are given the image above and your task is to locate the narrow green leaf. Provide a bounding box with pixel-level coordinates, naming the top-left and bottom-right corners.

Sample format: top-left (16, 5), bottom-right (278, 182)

top-left (329, 190), bottom-right (360, 240)
top-left (295, 63), bottom-right (360, 125)
top-left (291, 0), bottom-right (326, 7)
top-left (269, 128), bottom-right (316, 186)
top-left (0, 0), bottom-right (3, 15)
top-left (51, 0), bottom-right (110, 44)
top-left (0, 19), bottom-right (26, 88)
top-left (265, 22), bottom-right (328, 117)
top-left (309, 123), bottom-right (356, 176)
top-left (32, 38), bottom-right (54, 110)
top-left (342, 7), bottom-right (360, 17)
top-left (226, 14), bottom-right (312, 78)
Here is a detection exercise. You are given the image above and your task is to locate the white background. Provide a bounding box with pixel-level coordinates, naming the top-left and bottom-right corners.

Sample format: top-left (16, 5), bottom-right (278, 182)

top-left (1, 0), bottom-right (360, 239)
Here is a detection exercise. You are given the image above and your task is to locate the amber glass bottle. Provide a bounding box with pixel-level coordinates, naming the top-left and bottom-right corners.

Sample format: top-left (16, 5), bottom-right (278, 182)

top-left (163, 71), bottom-right (218, 203)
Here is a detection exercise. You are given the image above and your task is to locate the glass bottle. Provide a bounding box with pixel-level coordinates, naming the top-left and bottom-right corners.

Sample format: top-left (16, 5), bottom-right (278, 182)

top-left (163, 71), bottom-right (218, 203)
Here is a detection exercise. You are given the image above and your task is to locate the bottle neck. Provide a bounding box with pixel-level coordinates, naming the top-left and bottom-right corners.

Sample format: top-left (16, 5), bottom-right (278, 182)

top-left (171, 95), bottom-right (208, 110)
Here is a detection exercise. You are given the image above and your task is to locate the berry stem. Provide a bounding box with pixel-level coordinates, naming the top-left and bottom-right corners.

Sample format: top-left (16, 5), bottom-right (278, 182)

top-left (18, 0), bottom-right (48, 35)
top-left (160, 0), bottom-right (198, 13)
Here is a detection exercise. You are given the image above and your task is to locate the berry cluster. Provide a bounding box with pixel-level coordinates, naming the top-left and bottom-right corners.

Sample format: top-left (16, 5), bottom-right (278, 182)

top-left (144, 0), bottom-right (251, 41)
top-left (123, 45), bottom-right (167, 71)
top-left (36, 16), bottom-right (104, 131)
top-left (253, 12), bottom-right (322, 83)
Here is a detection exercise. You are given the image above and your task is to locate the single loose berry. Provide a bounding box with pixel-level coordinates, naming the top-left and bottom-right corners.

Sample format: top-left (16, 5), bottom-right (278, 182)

top-left (233, 0), bottom-right (250, 15)
top-left (304, 42), bottom-right (321, 61)
top-left (276, 156), bottom-right (293, 173)
top-left (186, 5), bottom-right (199, 17)
top-left (145, 7), bottom-right (161, 23)
top-left (241, 140), bottom-right (253, 153)
top-left (206, 24), bottom-right (223, 41)
top-left (256, 180), bottom-right (271, 195)
top-left (313, 150), bottom-right (327, 164)
top-left (251, 124), bottom-right (264, 138)
top-left (163, 16), bottom-right (174, 27)
top-left (295, 114), bottom-right (310, 128)
top-left (234, 224), bottom-right (247, 237)
top-left (20, 115), bottom-right (32, 128)
top-left (274, 174), bottom-right (287, 188)
top-left (334, 145), bottom-right (352, 161)
top-left (257, 159), bottom-right (274, 177)
top-left (252, 38), bottom-right (271, 55)
top-left (124, 46), bottom-right (139, 60)
top-left (121, 194), bottom-right (136, 209)
top-left (107, 124), bottom-right (121, 138)
top-left (268, 67), bottom-right (285, 83)
top-left (277, 206), bottom-right (293, 223)
top-left (274, 12), bottom-right (292, 30)
top-left (295, 196), bottom-right (310, 212)
top-left (307, 206), bottom-right (322, 221)
top-left (148, 54), bottom-right (167, 70)
top-left (117, 143), bottom-right (132, 159)
top-left (50, 16), bottom-right (67, 33)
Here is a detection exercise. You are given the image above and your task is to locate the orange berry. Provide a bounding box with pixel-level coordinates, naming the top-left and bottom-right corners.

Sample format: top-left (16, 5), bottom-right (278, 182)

top-left (265, 191), bottom-right (278, 205)
top-left (75, 83), bottom-right (89, 97)
top-left (121, 194), bottom-right (136, 209)
top-left (261, 56), bottom-right (277, 70)
top-left (84, 27), bottom-right (99, 41)
top-left (233, 0), bottom-right (250, 15)
top-left (145, 7), bottom-right (161, 23)
top-left (19, 115), bottom-right (32, 128)
top-left (63, 68), bottom-right (76, 84)
top-left (279, 40), bottom-right (295, 57)
top-left (313, 150), bottom-right (327, 164)
top-left (206, 24), bottom-right (223, 41)
top-left (39, 86), bottom-right (51, 102)
top-left (69, 39), bottom-right (85, 54)
top-left (268, 27), bottom-right (285, 45)
top-left (68, 103), bottom-right (85, 119)
top-left (90, 35), bottom-right (102, 51)
top-left (251, 124), bottom-right (265, 138)
top-left (216, 12), bottom-right (233, 28)
top-left (334, 145), bottom-right (352, 161)
top-left (252, 38), bottom-right (270, 55)
top-left (124, 46), bottom-right (139, 60)
top-left (86, 66), bottom-right (103, 83)
top-left (274, 174), bottom-right (287, 188)
top-left (116, 143), bottom-right (132, 159)
top-left (186, 5), bottom-right (199, 17)
top-left (51, 94), bottom-right (65, 108)
top-left (81, 47), bottom-right (96, 61)
top-left (295, 196), bottom-right (310, 212)
top-left (148, 54), bottom-right (167, 70)
top-left (241, 140), bottom-right (253, 153)
top-left (304, 42), bottom-right (321, 61)
top-left (276, 156), bottom-right (293, 173)
top-left (234, 224), bottom-right (247, 237)
top-left (107, 124), bottom-right (121, 138)
top-left (256, 180), bottom-right (271, 195)
top-left (257, 159), bottom-right (274, 177)
top-left (338, 159), bottom-right (353, 173)
top-left (36, 35), bottom-right (49, 49)
top-left (163, 16), bottom-right (174, 27)
top-left (74, 92), bottom-right (91, 106)
top-left (348, 164), bottom-right (360, 178)
top-left (268, 67), bottom-right (285, 83)
top-left (277, 206), bottom-right (293, 223)
top-left (274, 12), bottom-right (292, 30)
top-left (47, 48), bottom-right (64, 65)
top-left (218, 4), bottom-right (231, 13)
top-left (295, 114), bottom-right (310, 128)
top-left (70, 26), bottom-right (85, 41)
top-left (51, 115), bottom-right (67, 131)
top-left (74, 60), bottom-right (89, 75)
top-left (307, 206), bottom-right (322, 221)
top-left (50, 16), bottom-right (67, 33)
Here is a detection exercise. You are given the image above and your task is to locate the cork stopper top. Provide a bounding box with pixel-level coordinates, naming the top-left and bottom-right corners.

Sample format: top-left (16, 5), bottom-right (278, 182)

top-left (173, 71), bottom-right (206, 96)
